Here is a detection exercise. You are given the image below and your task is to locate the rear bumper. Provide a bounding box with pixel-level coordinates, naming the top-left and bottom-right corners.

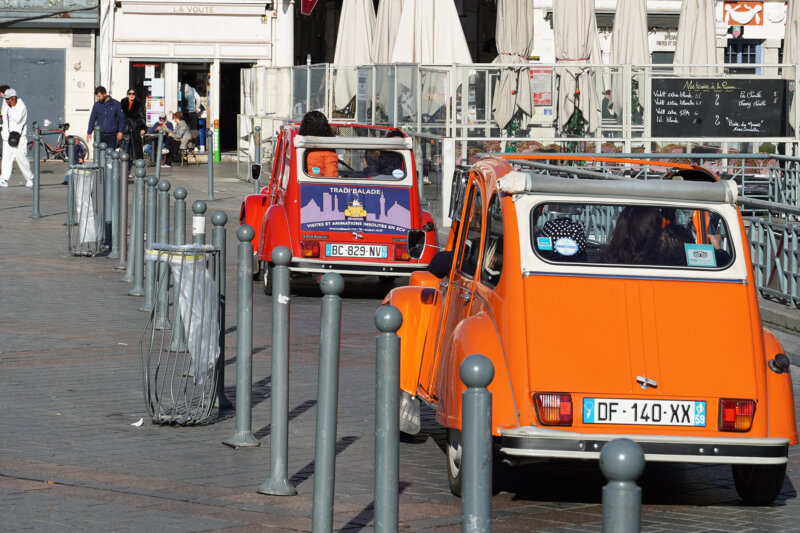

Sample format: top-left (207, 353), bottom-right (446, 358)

top-left (500, 426), bottom-right (789, 465)
top-left (290, 259), bottom-right (429, 277)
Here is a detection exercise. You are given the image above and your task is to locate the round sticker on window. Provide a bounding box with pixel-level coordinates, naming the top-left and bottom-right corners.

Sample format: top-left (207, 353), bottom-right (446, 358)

top-left (392, 169), bottom-right (404, 178)
top-left (312, 167), bottom-right (321, 174)
top-left (554, 237), bottom-right (579, 256)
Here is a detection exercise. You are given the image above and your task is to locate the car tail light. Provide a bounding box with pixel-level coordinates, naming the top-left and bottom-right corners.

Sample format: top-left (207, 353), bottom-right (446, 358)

top-left (719, 399), bottom-right (756, 432)
top-left (533, 393), bottom-right (573, 426)
top-left (300, 240), bottom-right (320, 258)
top-left (395, 244), bottom-right (410, 261)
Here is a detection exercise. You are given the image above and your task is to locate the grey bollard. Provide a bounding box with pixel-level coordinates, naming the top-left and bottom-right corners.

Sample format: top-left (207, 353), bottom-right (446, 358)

top-left (311, 273), bottom-right (345, 533)
top-left (253, 126), bottom-right (261, 194)
top-left (154, 179), bottom-right (171, 329)
top-left (109, 149), bottom-right (120, 258)
top-left (65, 137), bottom-right (75, 226)
top-left (206, 128), bottom-right (216, 201)
top-left (155, 129), bottom-right (165, 181)
top-left (192, 200), bottom-right (207, 245)
top-left (98, 143), bottom-right (108, 245)
top-left (114, 151), bottom-right (127, 268)
top-left (92, 122), bottom-right (100, 161)
top-left (258, 246), bottom-right (297, 495)
top-left (460, 354), bottom-right (495, 533)
top-left (212, 211), bottom-right (232, 409)
top-left (120, 155), bottom-right (136, 277)
top-left (140, 175), bottom-right (158, 311)
top-left (222, 225), bottom-right (260, 448)
top-left (31, 122), bottom-right (41, 218)
top-left (168, 187), bottom-right (188, 351)
top-left (374, 305), bottom-right (403, 533)
top-left (127, 163), bottom-right (146, 294)
top-left (599, 439), bottom-right (645, 533)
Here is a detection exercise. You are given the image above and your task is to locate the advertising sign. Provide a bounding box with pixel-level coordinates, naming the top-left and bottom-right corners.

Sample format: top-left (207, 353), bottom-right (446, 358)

top-left (529, 68), bottom-right (552, 106)
top-left (300, 184), bottom-right (411, 234)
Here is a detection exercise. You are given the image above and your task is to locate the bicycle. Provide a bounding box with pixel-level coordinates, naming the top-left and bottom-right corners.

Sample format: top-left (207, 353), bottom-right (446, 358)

top-left (27, 123), bottom-right (89, 163)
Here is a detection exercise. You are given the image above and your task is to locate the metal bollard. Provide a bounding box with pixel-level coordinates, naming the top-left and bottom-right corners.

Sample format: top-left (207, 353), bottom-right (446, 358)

top-left (155, 129), bottom-right (165, 181)
top-left (212, 211), bottom-right (232, 409)
top-left (374, 305), bottom-right (403, 533)
top-left (121, 155), bottom-right (136, 277)
top-left (31, 122), bottom-right (41, 219)
top-left (97, 143), bottom-right (109, 248)
top-left (168, 186), bottom-right (188, 352)
top-left (154, 179), bottom-right (171, 329)
top-left (192, 200), bottom-right (206, 245)
top-left (253, 125), bottom-right (261, 194)
top-left (109, 149), bottom-right (120, 258)
top-left (114, 152), bottom-right (127, 268)
top-left (128, 163), bottom-right (146, 294)
top-left (460, 354), bottom-right (495, 533)
top-left (222, 225), bottom-right (260, 448)
top-left (92, 122), bottom-right (100, 161)
top-left (206, 128), bottom-right (216, 201)
top-left (65, 137), bottom-right (75, 227)
top-left (258, 246), bottom-right (297, 495)
top-left (311, 273), bottom-right (345, 533)
top-left (140, 174), bottom-right (158, 311)
top-left (599, 439), bottom-right (645, 533)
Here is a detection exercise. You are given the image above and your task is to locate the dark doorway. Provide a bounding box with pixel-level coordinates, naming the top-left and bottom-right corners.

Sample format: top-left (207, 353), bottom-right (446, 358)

top-left (219, 62), bottom-right (253, 152)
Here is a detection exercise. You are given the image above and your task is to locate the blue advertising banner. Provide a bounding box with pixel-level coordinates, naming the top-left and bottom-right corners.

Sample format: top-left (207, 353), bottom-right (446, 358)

top-left (300, 184), bottom-right (411, 234)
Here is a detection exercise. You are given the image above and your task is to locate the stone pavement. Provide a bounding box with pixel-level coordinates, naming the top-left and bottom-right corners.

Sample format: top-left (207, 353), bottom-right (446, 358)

top-left (0, 160), bottom-right (800, 532)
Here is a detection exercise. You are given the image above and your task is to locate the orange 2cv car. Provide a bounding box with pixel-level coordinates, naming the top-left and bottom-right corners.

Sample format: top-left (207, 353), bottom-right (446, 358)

top-left (239, 124), bottom-right (438, 293)
top-left (386, 155), bottom-right (797, 504)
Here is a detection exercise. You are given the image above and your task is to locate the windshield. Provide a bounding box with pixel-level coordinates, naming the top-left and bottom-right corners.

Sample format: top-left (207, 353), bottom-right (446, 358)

top-left (303, 148), bottom-right (407, 180)
top-left (531, 202), bottom-right (734, 269)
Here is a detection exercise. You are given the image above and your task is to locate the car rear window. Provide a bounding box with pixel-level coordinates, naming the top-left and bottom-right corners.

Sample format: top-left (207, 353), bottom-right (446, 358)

top-left (303, 148), bottom-right (407, 180)
top-left (530, 202), bottom-right (734, 269)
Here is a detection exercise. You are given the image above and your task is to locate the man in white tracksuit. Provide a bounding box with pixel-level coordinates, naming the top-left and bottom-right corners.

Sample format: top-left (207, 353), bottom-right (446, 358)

top-left (0, 88), bottom-right (34, 188)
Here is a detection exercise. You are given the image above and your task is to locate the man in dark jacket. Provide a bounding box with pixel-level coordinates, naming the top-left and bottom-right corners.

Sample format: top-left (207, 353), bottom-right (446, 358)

top-left (87, 86), bottom-right (124, 149)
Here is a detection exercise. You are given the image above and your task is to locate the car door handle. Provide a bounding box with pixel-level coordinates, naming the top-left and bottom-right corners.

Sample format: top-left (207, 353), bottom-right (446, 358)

top-left (459, 292), bottom-right (471, 301)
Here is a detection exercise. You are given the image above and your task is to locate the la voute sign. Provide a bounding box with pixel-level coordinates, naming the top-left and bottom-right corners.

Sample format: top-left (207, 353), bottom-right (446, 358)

top-left (301, 0), bottom-right (318, 15)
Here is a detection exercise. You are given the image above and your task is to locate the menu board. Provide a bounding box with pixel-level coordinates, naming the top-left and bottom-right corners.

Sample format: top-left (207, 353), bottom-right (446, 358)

top-left (650, 78), bottom-right (788, 138)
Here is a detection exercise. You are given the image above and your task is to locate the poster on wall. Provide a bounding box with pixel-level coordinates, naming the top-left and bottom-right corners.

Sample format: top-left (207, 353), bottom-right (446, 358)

top-left (300, 184), bottom-right (411, 234)
top-left (529, 68), bottom-right (552, 106)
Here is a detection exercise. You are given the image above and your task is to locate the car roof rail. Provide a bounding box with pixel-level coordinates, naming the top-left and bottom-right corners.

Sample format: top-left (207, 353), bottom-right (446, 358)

top-left (294, 135), bottom-right (413, 150)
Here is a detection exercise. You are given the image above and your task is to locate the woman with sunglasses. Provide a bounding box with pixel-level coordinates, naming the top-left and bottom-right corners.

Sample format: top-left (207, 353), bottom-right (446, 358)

top-left (120, 88), bottom-right (146, 175)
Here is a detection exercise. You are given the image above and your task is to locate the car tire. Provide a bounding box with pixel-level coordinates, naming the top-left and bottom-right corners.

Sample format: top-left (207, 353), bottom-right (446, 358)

top-left (732, 463), bottom-right (786, 505)
top-left (263, 263), bottom-right (272, 296)
top-left (253, 260), bottom-right (264, 281)
top-left (446, 428), bottom-right (463, 498)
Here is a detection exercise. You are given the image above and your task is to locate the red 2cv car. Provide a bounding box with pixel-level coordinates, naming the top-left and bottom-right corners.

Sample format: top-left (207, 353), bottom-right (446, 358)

top-left (387, 154), bottom-right (797, 504)
top-left (240, 124), bottom-right (438, 293)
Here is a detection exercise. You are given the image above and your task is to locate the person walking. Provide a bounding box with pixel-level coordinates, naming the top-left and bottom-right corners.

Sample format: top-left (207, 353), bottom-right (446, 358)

top-left (87, 86), bottom-right (124, 149)
top-left (120, 88), bottom-right (146, 174)
top-left (0, 89), bottom-right (34, 188)
top-left (0, 85), bottom-right (9, 163)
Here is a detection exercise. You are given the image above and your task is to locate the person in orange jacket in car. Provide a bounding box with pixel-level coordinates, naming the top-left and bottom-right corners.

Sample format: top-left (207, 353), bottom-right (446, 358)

top-left (299, 110), bottom-right (338, 177)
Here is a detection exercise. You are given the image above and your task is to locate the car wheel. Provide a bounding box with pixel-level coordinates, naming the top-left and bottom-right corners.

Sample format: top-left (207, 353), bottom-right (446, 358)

top-left (732, 463), bottom-right (786, 505)
top-left (253, 260), bottom-right (264, 281)
top-left (263, 264), bottom-right (272, 296)
top-left (446, 428), bottom-right (463, 497)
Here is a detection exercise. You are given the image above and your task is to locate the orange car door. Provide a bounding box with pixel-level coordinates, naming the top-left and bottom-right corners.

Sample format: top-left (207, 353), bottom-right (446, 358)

top-left (420, 181), bottom-right (484, 401)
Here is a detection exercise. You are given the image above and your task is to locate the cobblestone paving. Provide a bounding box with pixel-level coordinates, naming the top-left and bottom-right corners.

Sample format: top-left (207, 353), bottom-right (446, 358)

top-left (0, 162), bottom-right (799, 531)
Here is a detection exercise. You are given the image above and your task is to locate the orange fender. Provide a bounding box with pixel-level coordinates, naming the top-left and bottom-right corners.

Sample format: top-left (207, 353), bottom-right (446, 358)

top-left (239, 194), bottom-right (270, 247)
top-left (762, 329), bottom-right (798, 444)
top-left (257, 204), bottom-right (293, 262)
top-left (436, 312), bottom-right (518, 436)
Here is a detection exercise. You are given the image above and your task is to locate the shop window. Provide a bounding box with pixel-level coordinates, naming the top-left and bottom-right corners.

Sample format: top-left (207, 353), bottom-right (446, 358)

top-left (726, 40), bottom-right (761, 74)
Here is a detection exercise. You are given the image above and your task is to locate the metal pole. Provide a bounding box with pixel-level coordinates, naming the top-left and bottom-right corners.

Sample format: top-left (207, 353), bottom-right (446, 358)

top-left (460, 354), bottom-right (495, 533)
top-left (109, 149), bottom-right (120, 258)
top-left (258, 246), bottom-right (297, 496)
top-left (374, 305), bottom-right (402, 533)
top-left (311, 272), bottom-right (344, 533)
top-left (115, 151), bottom-right (128, 269)
top-left (168, 186), bottom-right (188, 352)
top-left (223, 224), bottom-right (260, 448)
top-left (600, 439), bottom-right (645, 533)
top-left (253, 125), bottom-right (261, 194)
top-left (98, 142), bottom-right (109, 248)
top-left (192, 200), bottom-right (207, 245)
top-left (154, 179), bottom-right (171, 329)
top-left (93, 121), bottom-right (100, 162)
top-left (212, 211), bottom-right (232, 409)
top-left (122, 155), bottom-right (137, 280)
top-left (207, 128), bottom-right (216, 201)
top-left (155, 129), bottom-right (165, 181)
top-left (31, 122), bottom-right (41, 219)
top-left (65, 137), bottom-right (75, 227)
top-left (140, 174), bottom-right (158, 310)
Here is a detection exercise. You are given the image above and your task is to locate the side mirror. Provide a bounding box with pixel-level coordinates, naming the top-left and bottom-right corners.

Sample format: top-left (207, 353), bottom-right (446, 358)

top-left (407, 229), bottom-right (426, 259)
top-left (251, 163), bottom-right (262, 182)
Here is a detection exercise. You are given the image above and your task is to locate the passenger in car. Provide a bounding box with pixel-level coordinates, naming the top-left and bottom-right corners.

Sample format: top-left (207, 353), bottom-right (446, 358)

top-left (643, 224), bottom-right (695, 266)
top-left (601, 206), bottom-right (662, 264)
top-left (300, 111), bottom-right (338, 177)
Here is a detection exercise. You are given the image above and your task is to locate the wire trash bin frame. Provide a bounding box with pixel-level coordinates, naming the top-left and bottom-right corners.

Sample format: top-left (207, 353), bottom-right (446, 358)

top-left (67, 164), bottom-right (105, 257)
top-left (141, 243), bottom-right (222, 425)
